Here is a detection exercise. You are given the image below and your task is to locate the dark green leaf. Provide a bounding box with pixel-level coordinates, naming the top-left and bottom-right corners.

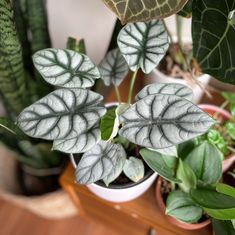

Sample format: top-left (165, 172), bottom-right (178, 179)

top-left (212, 219), bottom-right (235, 235)
top-left (177, 0), bottom-right (192, 18)
top-left (177, 139), bottom-right (195, 160)
top-left (66, 37), bottom-right (86, 54)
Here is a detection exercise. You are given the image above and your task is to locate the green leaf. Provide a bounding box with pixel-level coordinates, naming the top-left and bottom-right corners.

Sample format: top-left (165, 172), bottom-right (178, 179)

top-left (226, 122), bottom-right (235, 140)
top-left (192, 0), bottom-right (235, 84)
top-left (222, 92), bottom-right (235, 104)
top-left (140, 148), bottom-right (180, 183)
top-left (177, 139), bottom-right (195, 160)
top-left (216, 183), bottom-right (235, 199)
top-left (66, 37), bottom-right (86, 54)
top-left (117, 20), bottom-right (169, 74)
top-left (119, 94), bottom-right (215, 149)
top-left (185, 142), bottom-right (222, 184)
top-left (17, 88), bottom-right (106, 140)
top-left (212, 219), bottom-right (235, 235)
top-left (136, 83), bottom-right (193, 101)
top-left (100, 107), bottom-right (119, 141)
top-left (177, 0), bottom-right (192, 18)
top-left (176, 159), bottom-right (197, 192)
top-left (123, 157), bottom-right (145, 182)
top-left (76, 141), bottom-right (126, 184)
top-left (99, 48), bottom-right (129, 87)
top-left (102, 0), bottom-right (188, 24)
top-left (231, 104), bottom-right (235, 118)
top-left (149, 145), bottom-right (177, 157)
top-left (33, 49), bottom-right (100, 88)
top-left (166, 190), bottom-right (203, 223)
top-left (205, 208), bottom-right (235, 220)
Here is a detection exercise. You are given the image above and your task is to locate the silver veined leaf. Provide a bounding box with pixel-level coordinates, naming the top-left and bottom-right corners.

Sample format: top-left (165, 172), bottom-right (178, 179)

top-left (136, 83), bottom-right (193, 101)
top-left (99, 48), bottom-right (129, 87)
top-left (123, 157), bottom-right (145, 183)
top-left (17, 89), bottom-right (106, 140)
top-left (53, 125), bottom-right (101, 153)
top-left (117, 20), bottom-right (169, 74)
top-left (119, 94), bottom-right (215, 149)
top-left (76, 141), bottom-right (126, 184)
top-left (33, 49), bottom-right (100, 88)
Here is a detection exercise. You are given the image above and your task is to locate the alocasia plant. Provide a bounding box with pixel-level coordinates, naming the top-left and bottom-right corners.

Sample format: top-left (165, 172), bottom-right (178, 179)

top-left (16, 19), bottom-right (215, 186)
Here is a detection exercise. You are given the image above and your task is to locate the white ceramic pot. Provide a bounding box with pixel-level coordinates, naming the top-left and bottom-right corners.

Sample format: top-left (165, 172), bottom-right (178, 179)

top-left (144, 69), bottom-right (211, 104)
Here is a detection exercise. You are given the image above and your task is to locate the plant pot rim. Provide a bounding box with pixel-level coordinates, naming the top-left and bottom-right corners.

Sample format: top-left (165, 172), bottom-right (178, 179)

top-left (155, 176), bottom-right (211, 230)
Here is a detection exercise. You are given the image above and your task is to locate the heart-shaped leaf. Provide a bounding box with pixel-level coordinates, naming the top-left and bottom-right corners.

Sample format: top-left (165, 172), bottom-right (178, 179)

top-left (53, 125), bottom-right (101, 153)
top-left (102, 0), bottom-right (188, 24)
top-left (119, 94), bottom-right (215, 149)
top-left (76, 141), bottom-right (126, 184)
top-left (33, 49), bottom-right (100, 88)
top-left (17, 89), bottom-right (106, 140)
top-left (117, 20), bottom-right (169, 74)
top-left (99, 48), bottom-right (129, 87)
top-left (123, 157), bottom-right (145, 182)
top-left (166, 190), bottom-right (203, 223)
top-left (192, 0), bottom-right (235, 84)
top-left (136, 83), bottom-right (193, 101)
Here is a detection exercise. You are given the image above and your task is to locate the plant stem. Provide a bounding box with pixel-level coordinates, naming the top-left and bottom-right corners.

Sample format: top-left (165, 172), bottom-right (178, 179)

top-left (162, 19), bottom-right (174, 44)
top-left (128, 70), bottom-right (138, 104)
top-left (176, 15), bottom-right (184, 49)
top-left (114, 85), bottom-right (121, 104)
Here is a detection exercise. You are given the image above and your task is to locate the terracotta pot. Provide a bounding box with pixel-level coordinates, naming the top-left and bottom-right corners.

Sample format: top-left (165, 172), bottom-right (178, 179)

top-left (155, 177), bottom-right (211, 230)
top-left (199, 104), bottom-right (235, 172)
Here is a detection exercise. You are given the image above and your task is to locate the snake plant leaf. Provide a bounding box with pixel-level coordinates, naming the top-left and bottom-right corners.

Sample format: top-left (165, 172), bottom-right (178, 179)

top-left (192, 0), bottom-right (235, 84)
top-left (33, 49), bottom-right (100, 88)
top-left (102, 0), bottom-right (188, 24)
top-left (136, 83), bottom-right (193, 101)
top-left (123, 157), bottom-right (145, 182)
top-left (119, 94), bottom-right (215, 149)
top-left (117, 20), bottom-right (169, 74)
top-left (17, 88), bottom-right (106, 140)
top-left (76, 141), bottom-right (126, 184)
top-left (99, 48), bottom-right (129, 87)
top-left (53, 125), bottom-right (101, 154)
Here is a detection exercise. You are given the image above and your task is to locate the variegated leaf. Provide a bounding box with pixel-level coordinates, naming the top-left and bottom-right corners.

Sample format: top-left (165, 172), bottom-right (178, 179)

top-left (33, 49), bottom-right (100, 88)
top-left (102, 0), bottom-right (188, 24)
top-left (136, 83), bottom-right (193, 101)
top-left (99, 48), bottom-right (129, 87)
top-left (119, 94), bottom-right (215, 149)
top-left (117, 20), bottom-right (169, 74)
top-left (76, 141), bottom-right (126, 184)
top-left (17, 89), bottom-right (106, 140)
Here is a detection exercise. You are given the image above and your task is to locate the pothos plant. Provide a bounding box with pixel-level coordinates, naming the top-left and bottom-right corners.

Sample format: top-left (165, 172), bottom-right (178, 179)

top-left (16, 19), bottom-right (215, 186)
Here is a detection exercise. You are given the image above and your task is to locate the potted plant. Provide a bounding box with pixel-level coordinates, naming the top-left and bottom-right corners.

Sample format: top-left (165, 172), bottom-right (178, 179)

top-left (15, 19), bottom-right (215, 203)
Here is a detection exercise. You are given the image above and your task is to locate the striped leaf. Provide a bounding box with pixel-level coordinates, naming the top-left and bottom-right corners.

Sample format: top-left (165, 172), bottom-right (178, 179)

top-left (17, 88), bottom-right (106, 140)
top-left (102, 0), bottom-right (188, 24)
top-left (119, 94), bottom-right (215, 149)
top-left (33, 49), bottom-right (100, 88)
top-left (99, 48), bottom-right (129, 87)
top-left (117, 20), bottom-right (169, 74)
top-left (136, 83), bottom-right (193, 101)
top-left (76, 141), bottom-right (126, 184)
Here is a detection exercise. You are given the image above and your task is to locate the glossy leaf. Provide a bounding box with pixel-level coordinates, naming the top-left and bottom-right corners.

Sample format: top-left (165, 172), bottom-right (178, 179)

top-left (166, 190), bottom-right (203, 223)
top-left (102, 0), bottom-right (188, 24)
top-left (140, 148), bottom-right (180, 183)
top-left (123, 157), bottom-right (145, 182)
top-left (136, 83), bottom-right (193, 101)
top-left (192, 0), bottom-right (235, 84)
top-left (119, 94), bottom-right (215, 149)
top-left (33, 49), bottom-right (100, 88)
top-left (185, 142), bottom-right (222, 184)
top-left (17, 89), bottom-right (106, 140)
top-left (117, 20), bottom-right (169, 74)
top-left (76, 141), bottom-right (126, 184)
top-left (99, 48), bottom-right (129, 87)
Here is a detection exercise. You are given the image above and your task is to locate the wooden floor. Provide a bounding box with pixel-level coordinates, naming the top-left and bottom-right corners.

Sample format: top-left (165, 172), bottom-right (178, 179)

top-left (0, 197), bottom-right (120, 235)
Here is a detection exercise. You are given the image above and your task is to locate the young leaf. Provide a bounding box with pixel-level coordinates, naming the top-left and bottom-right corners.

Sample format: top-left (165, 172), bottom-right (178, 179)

top-left (53, 125), bottom-right (101, 153)
top-left (33, 49), bottom-right (100, 88)
top-left (136, 83), bottom-right (193, 101)
top-left (184, 142), bottom-right (222, 184)
top-left (76, 141), bottom-right (126, 184)
top-left (102, 0), bottom-right (188, 24)
top-left (119, 94), bottom-right (215, 149)
top-left (176, 159), bottom-right (197, 192)
top-left (140, 148), bottom-right (180, 183)
top-left (117, 20), bottom-right (169, 74)
top-left (17, 89), bottom-right (106, 140)
top-left (99, 48), bottom-right (129, 87)
top-left (166, 190), bottom-right (203, 223)
top-left (123, 157), bottom-right (145, 182)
